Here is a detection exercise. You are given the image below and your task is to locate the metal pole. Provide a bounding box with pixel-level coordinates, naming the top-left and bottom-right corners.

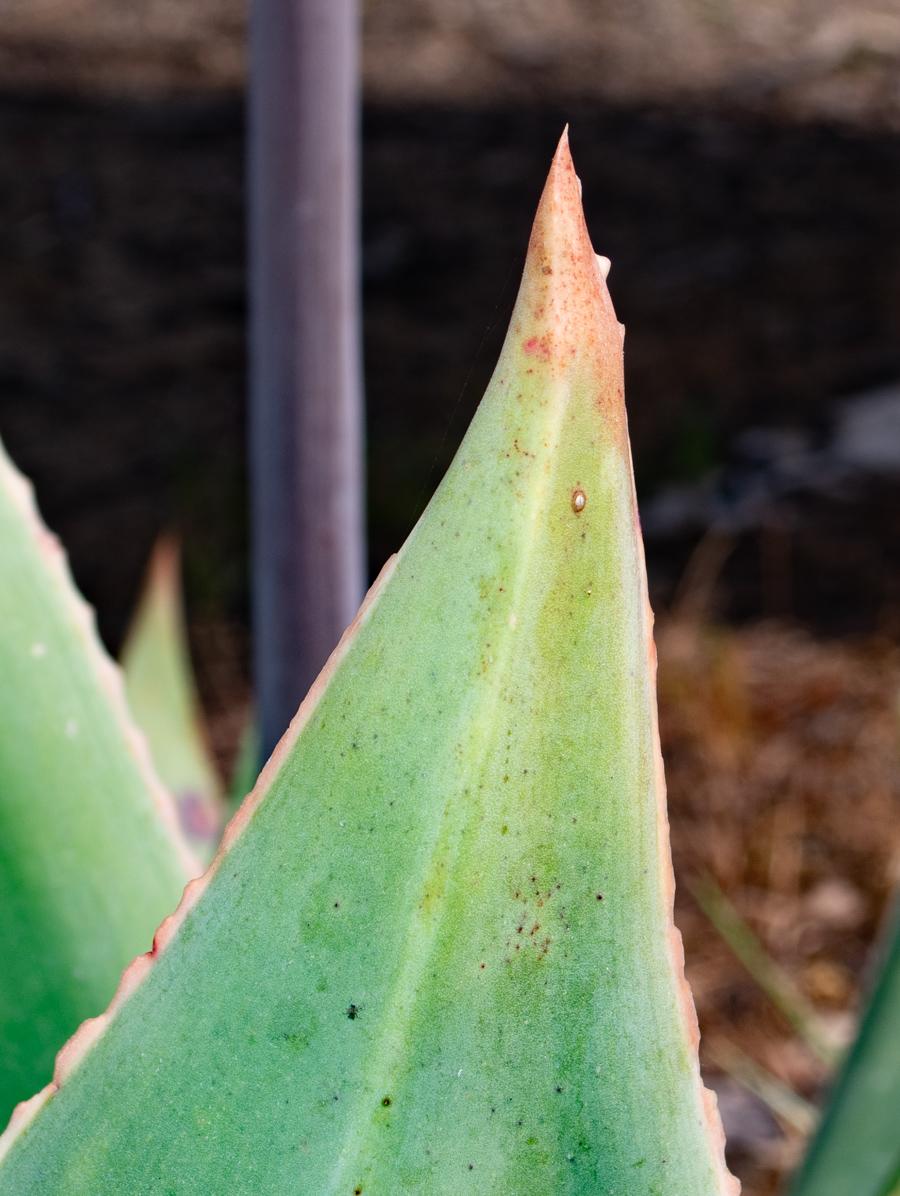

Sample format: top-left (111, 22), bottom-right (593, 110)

top-left (248, 0), bottom-right (365, 759)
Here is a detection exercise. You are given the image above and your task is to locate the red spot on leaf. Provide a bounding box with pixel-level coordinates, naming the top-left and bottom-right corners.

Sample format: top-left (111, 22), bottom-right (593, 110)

top-left (522, 336), bottom-right (552, 361)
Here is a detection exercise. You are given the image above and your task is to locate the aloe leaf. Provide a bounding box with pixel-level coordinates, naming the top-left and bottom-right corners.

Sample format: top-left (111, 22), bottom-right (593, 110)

top-left (0, 133), bottom-right (737, 1195)
top-left (121, 535), bottom-right (226, 861)
top-left (881, 1162), bottom-right (900, 1196)
top-left (226, 706), bottom-right (260, 814)
top-left (790, 910), bottom-right (900, 1196)
top-left (0, 440), bottom-right (195, 1126)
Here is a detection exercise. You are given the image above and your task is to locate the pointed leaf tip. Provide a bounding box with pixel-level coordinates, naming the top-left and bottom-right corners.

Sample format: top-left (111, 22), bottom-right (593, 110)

top-left (0, 145), bottom-right (736, 1196)
top-left (512, 133), bottom-right (626, 439)
top-left (121, 534), bottom-right (225, 863)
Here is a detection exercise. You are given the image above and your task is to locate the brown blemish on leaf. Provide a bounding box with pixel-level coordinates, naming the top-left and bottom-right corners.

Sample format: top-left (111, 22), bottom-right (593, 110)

top-left (522, 336), bottom-right (552, 361)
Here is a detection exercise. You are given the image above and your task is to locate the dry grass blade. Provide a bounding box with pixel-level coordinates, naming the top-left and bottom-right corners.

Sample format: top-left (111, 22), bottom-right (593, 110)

top-left (691, 873), bottom-right (842, 1067)
top-left (709, 1040), bottom-right (819, 1138)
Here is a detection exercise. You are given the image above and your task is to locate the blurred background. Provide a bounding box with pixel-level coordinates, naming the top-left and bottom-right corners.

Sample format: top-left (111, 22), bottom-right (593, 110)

top-left (4, 1), bottom-right (900, 1190)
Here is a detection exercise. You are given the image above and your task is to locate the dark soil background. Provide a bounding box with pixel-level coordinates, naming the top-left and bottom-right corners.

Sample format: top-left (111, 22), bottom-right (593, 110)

top-left (2, 94), bottom-right (900, 654)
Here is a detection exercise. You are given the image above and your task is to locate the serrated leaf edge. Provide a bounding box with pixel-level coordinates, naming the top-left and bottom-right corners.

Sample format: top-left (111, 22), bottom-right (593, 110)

top-left (0, 552), bottom-right (398, 1162)
top-left (0, 440), bottom-right (199, 883)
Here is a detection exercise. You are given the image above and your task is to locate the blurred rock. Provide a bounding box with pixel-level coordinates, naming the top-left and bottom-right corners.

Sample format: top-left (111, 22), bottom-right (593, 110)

top-left (708, 1075), bottom-right (781, 1148)
top-left (803, 878), bottom-right (867, 930)
top-left (833, 385), bottom-right (900, 473)
top-left (641, 383), bottom-right (900, 541)
top-left (0, 0), bottom-right (245, 95)
top-left (363, 0), bottom-right (900, 130)
top-left (2, 0), bottom-right (900, 130)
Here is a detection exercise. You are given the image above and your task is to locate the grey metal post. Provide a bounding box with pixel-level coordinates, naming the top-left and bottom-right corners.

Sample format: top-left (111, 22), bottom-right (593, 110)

top-left (248, 0), bottom-right (365, 759)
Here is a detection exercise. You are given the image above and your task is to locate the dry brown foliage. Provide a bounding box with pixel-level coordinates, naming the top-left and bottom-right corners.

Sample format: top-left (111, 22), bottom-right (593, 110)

top-left (660, 620), bottom-right (900, 1193)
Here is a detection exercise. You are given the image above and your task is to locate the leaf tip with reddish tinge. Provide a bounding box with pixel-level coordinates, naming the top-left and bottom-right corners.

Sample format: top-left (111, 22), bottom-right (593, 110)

top-left (509, 128), bottom-right (626, 436)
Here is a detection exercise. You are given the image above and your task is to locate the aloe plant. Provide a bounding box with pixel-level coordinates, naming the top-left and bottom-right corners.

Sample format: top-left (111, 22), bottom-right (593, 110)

top-left (0, 440), bottom-right (195, 1128)
top-left (120, 535), bottom-right (226, 861)
top-left (227, 708), bottom-right (261, 813)
top-left (0, 134), bottom-right (736, 1192)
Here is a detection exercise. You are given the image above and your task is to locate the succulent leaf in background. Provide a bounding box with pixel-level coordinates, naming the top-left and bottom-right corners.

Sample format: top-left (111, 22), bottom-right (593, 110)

top-left (0, 439), bottom-right (195, 1128)
top-left (121, 535), bottom-right (226, 862)
top-left (790, 904), bottom-right (900, 1196)
top-left (226, 706), bottom-right (261, 814)
top-left (0, 134), bottom-right (736, 1195)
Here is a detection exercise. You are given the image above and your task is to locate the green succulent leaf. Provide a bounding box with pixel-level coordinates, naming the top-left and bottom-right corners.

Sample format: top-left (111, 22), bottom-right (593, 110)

top-left (226, 706), bottom-right (260, 814)
top-left (790, 906), bottom-right (900, 1196)
top-left (0, 440), bottom-right (194, 1126)
top-left (0, 134), bottom-right (736, 1195)
top-left (121, 535), bottom-right (226, 862)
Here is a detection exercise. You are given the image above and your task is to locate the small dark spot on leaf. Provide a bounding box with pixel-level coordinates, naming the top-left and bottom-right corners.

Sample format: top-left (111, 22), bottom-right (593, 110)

top-left (334, 902), bottom-right (340, 908)
top-left (596, 894), bottom-right (603, 901)
top-left (480, 963), bottom-right (486, 969)
top-left (468, 1164), bottom-right (474, 1170)
top-left (382, 1096), bottom-right (391, 1107)
top-left (347, 1004), bottom-right (359, 1019)
top-left (556, 1086), bottom-right (562, 1092)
